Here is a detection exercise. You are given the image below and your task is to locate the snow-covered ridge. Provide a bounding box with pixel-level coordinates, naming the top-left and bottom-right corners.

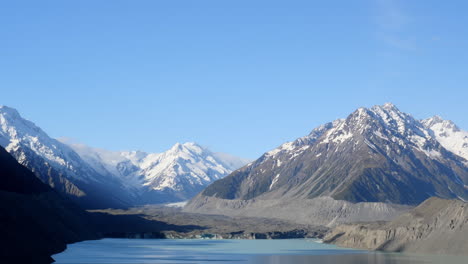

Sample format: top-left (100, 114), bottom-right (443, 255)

top-left (422, 116), bottom-right (468, 162)
top-left (0, 105), bottom-right (101, 182)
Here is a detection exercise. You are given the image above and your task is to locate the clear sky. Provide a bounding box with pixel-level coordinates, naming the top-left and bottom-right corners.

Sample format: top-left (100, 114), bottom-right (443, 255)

top-left (1, 0), bottom-right (467, 159)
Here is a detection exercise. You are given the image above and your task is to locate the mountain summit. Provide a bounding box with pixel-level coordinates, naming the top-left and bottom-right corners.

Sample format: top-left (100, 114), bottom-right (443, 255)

top-left (187, 103), bottom-right (468, 214)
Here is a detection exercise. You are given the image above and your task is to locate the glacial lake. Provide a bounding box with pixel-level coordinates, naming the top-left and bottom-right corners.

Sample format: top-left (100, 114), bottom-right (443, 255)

top-left (53, 238), bottom-right (468, 264)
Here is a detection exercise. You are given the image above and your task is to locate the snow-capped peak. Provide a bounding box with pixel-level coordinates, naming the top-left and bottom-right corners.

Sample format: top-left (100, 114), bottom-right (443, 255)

top-left (423, 115), bottom-right (445, 127)
top-left (167, 142), bottom-right (204, 156)
top-left (369, 103), bottom-right (417, 134)
top-left (259, 103), bottom-right (464, 167)
top-left (61, 140), bottom-right (249, 201)
top-left (423, 115), bottom-right (460, 132)
top-left (422, 116), bottom-right (468, 161)
top-left (0, 105), bottom-right (21, 117)
top-left (0, 106), bottom-right (67, 152)
top-left (0, 105), bottom-right (51, 144)
top-left (0, 106), bottom-right (94, 179)
top-left (382, 102), bottom-right (398, 110)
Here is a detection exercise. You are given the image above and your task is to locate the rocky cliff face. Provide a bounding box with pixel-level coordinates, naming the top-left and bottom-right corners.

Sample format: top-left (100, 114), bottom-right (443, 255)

top-left (323, 197), bottom-right (468, 255)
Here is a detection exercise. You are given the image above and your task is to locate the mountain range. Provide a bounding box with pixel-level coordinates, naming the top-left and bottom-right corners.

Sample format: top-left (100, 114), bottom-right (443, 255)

top-left (2, 103), bottom-right (467, 221)
top-left (0, 106), bottom-right (248, 208)
top-left (185, 103), bottom-right (468, 225)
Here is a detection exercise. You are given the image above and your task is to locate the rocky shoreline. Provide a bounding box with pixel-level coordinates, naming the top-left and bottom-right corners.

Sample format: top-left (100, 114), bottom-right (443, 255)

top-left (99, 228), bottom-right (322, 240)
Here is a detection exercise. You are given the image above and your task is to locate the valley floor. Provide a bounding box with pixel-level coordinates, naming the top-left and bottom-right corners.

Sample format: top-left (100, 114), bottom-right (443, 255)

top-left (89, 205), bottom-right (329, 239)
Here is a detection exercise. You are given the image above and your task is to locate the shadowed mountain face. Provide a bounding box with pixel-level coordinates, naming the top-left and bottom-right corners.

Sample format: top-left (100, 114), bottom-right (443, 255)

top-left (193, 103), bottom-right (468, 206)
top-left (0, 146), bottom-right (97, 263)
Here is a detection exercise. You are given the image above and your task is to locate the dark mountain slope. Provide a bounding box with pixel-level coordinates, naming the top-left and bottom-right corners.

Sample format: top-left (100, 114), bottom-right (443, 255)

top-left (0, 146), bottom-right (97, 263)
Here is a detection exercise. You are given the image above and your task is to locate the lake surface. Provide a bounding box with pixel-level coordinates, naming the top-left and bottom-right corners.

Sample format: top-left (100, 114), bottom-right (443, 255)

top-left (53, 238), bottom-right (467, 264)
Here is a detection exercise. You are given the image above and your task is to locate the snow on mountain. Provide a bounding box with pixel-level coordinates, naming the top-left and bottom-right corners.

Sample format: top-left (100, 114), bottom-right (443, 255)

top-left (422, 115), bottom-right (468, 162)
top-left (0, 105), bottom-right (131, 208)
top-left (0, 106), bottom-right (100, 182)
top-left (55, 138), bottom-right (145, 187)
top-left (59, 139), bottom-right (249, 203)
top-left (139, 142), bottom-right (240, 191)
top-left (261, 103), bottom-right (460, 164)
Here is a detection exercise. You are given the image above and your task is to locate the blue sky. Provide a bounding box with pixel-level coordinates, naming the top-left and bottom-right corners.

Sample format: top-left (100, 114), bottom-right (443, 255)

top-left (1, 0), bottom-right (467, 159)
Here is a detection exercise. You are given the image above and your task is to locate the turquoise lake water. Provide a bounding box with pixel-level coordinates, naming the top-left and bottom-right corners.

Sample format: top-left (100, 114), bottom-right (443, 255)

top-left (52, 238), bottom-right (467, 264)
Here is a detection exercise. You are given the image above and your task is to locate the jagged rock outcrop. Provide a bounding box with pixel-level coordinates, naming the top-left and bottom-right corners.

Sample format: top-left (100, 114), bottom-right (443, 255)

top-left (324, 197), bottom-right (468, 255)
